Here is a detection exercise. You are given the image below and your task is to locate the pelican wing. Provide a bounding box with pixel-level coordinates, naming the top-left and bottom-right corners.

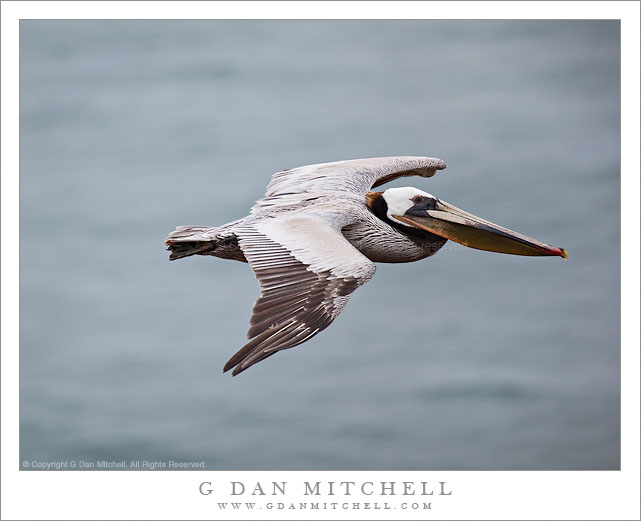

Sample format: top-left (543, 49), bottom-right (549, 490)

top-left (263, 156), bottom-right (446, 200)
top-left (224, 212), bottom-right (376, 375)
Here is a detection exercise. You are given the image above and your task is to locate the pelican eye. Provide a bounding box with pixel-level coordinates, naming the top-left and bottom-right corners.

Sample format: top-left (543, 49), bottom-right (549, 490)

top-left (412, 195), bottom-right (426, 205)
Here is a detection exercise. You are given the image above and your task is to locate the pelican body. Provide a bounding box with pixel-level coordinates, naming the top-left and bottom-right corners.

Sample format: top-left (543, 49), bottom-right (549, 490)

top-left (166, 157), bottom-right (566, 375)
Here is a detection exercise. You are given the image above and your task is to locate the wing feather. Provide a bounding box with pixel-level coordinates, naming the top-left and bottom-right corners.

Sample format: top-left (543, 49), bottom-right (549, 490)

top-left (262, 156), bottom-right (446, 202)
top-left (224, 213), bottom-right (376, 375)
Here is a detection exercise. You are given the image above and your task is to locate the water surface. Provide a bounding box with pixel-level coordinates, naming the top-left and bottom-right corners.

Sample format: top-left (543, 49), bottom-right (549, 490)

top-left (20, 20), bottom-right (620, 470)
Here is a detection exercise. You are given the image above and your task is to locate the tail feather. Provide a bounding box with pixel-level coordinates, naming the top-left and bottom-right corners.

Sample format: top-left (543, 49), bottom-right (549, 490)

top-left (165, 224), bottom-right (245, 262)
top-left (166, 240), bottom-right (216, 260)
top-left (166, 225), bottom-right (213, 242)
top-left (165, 226), bottom-right (216, 260)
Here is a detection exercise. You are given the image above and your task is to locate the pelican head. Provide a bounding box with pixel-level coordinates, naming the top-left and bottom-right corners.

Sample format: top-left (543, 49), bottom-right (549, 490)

top-left (367, 187), bottom-right (568, 258)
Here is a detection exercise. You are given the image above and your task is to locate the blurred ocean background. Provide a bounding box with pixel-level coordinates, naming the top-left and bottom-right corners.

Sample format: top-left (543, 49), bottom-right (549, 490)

top-left (20, 20), bottom-right (620, 470)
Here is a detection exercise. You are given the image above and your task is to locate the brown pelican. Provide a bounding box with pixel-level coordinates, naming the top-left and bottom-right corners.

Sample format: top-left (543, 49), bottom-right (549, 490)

top-left (166, 156), bottom-right (567, 375)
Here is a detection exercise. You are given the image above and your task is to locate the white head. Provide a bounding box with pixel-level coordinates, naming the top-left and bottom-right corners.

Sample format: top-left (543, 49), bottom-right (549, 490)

top-left (381, 187), bottom-right (437, 227)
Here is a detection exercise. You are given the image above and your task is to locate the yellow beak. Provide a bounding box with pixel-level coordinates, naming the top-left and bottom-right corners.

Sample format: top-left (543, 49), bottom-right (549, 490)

top-left (393, 200), bottom-right (567, 258)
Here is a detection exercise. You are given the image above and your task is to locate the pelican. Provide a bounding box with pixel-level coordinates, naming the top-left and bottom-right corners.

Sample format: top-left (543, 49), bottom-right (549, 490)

top-left (166, 156), bottom-right (567, 375)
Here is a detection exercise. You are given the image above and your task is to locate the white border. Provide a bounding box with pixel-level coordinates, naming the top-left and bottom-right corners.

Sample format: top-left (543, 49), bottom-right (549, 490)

top-left (2, 2), bottom-right (639, 520)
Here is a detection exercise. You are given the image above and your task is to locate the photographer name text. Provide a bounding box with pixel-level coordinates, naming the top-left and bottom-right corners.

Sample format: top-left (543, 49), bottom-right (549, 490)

top-left (199, 480), bottom-right (452, 496)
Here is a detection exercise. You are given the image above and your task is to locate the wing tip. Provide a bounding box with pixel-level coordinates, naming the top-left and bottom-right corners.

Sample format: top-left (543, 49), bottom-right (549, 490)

top-left (416, 156), bottom-right (447, 174)
top-left (222, 363), bottom-right (242, 376)
top-left (222, 353), bottom-right (264, 376)
top-left (223, 355), bottom-right (243, 375)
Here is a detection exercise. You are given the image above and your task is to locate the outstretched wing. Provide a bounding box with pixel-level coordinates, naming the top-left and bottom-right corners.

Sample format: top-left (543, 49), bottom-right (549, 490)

top-left (263, 156), bottom-right (446, 201)
top-left (224, 211), bottom-right (376, 375)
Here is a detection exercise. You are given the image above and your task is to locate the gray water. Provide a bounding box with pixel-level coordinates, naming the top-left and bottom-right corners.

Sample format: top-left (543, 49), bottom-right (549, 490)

top-left (19, 20), bottom-right (620, 470)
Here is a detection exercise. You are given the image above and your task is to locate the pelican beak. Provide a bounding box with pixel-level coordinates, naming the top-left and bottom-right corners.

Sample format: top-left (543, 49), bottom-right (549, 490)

top-left (393, 200), bottom-right (568, 258)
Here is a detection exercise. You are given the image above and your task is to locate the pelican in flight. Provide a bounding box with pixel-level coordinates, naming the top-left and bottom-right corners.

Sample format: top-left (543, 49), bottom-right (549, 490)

top-left (166, 157), bottom-right (567, 375)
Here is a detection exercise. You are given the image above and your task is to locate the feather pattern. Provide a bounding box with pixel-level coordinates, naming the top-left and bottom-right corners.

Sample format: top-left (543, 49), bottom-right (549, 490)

top-left (224, 213), bottom-right (375, 375)
top-left (262, 156), bottom-right (446, 201)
